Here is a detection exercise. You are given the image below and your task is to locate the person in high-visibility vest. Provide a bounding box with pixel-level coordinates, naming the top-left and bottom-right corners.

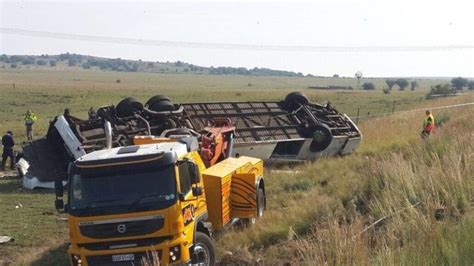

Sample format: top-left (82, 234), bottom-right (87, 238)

top-left (24, 110), bottom-right (37, 141)
top-left (421, 110), bottom-right (435, 139)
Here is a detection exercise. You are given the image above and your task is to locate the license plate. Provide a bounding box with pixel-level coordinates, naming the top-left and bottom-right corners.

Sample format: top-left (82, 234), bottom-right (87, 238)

top-left (112, 254), bottom-right (135, 262)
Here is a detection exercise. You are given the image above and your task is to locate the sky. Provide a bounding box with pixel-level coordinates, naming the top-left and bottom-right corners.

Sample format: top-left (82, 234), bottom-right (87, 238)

top-left (1, 0), bottom-right (473, 77)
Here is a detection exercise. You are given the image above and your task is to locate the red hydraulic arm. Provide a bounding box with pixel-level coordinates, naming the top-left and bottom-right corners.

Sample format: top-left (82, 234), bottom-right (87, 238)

top-left (199, 118), bottom-right (236, 167)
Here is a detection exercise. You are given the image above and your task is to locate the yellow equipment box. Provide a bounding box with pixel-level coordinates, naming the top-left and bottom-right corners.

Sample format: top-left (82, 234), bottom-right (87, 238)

top-left (202, 156), bottom-right (263, 230)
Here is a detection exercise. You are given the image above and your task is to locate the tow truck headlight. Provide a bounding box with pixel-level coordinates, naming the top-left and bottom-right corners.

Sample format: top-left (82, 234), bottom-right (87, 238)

top-left (71, 254), bottom-right (82, 266)
top-left (169, 245), bottom-right (181, 263)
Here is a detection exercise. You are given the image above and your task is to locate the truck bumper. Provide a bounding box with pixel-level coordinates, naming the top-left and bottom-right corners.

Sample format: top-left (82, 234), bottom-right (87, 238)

top-left (68, 234), bottom-right (191, 266)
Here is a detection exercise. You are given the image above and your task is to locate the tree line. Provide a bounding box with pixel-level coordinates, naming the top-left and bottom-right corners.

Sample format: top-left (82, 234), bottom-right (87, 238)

top-left (0, 53), bottom-right (309, 77)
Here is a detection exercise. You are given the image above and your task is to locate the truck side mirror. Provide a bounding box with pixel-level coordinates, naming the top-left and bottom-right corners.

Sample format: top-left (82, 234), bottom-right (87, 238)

top-left (55, 180), bottom-right (64, 198)
top-left (192, 187), bottom-right (203, 197)
top-left (54, 180), bottom-right (66, 212)
top-left (188, 162), bottom-right (200, 184)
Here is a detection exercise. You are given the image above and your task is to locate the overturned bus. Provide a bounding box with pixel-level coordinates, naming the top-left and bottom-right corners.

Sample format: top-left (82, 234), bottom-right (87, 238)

top-left (18, 92), bottom-right (362, 189)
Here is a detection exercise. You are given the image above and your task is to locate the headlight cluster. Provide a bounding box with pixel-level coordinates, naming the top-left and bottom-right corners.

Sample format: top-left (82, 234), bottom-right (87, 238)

top-left (71, 254), bottom-right (82, 266)
top-left (169, 245), bottom-right (181, 263)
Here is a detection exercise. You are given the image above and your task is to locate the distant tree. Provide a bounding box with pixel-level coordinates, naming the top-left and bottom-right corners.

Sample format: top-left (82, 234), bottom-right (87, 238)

top-left (410, 81), bottom-right (418, 91)
top-left (130, 63), bottom-right (139, 72)
top-left (451, 77), bottom-right (469, 91)
top-left (59, 53), bottom-right (71, 61)
top-left (468, 80), bottom-right (474, 90)
top-left (333, 74), bottom-right (339, 78)
top-left (8, 55), bottom-right (24, 63)
top-left (385, 79), bottom-right (397, 90)
top-left (22, 57), bottom-right (35, 65)
top-left (396, 78), bottom-right (409, 91)
top-left (175, 61), bottom-right (184, 67)
top-left (147, 62), bottom-right (154, 68)
top-left (49, 60), bottom-right (57, 67)
top-left (68, 59), bottom-right (77, 66)
top-left (10, 64), bottom-right (17, 68)
top-left (362, 82), bottom-right (375, 90)
top-left (36, 59), bottom-right (47, 66)
top-left (427, 84), bottom-right (453, 98)
top-left (383, 88), bottom-right (391, 94)
top-left (82, 63), bottom-right (91, 69)
top-left (0, 54), bottom-right (8, 62)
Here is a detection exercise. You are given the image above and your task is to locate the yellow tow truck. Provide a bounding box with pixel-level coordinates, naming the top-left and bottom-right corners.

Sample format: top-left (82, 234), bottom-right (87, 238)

top-left (54, 130), bottom-right (265, 265)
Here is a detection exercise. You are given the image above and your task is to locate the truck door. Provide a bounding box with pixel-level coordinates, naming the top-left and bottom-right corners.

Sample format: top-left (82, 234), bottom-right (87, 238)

top-left (178, 161), bottom-right (196, 228)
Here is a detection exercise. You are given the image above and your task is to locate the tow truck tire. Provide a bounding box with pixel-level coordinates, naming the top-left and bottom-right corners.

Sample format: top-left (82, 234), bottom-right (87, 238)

top-left (192, 232), bottom-right (215, 266)
top-left (116, 97), bottom-right (143, 117)
top-left (257, 188), bottom-right (265, 218)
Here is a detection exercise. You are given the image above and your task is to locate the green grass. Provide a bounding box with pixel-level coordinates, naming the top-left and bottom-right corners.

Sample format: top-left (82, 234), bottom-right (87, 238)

top-left (0, 173), bottom-right (68, 265)
top-left (0, 68), bottom-right (472, 265)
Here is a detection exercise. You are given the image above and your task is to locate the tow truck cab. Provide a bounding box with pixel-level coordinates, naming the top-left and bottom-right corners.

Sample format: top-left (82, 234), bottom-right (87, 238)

top-left (55, 137), bottom-right (265, 265)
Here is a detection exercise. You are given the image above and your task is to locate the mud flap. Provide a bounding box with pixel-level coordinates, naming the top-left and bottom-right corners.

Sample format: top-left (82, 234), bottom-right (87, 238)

top-left (230, 173), bottom-right (257, 218)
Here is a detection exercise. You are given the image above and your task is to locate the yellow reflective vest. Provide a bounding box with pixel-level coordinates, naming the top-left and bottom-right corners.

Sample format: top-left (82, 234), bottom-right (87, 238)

top-left (24, 113), bottom-right (37, 125)
top-left (423, 114), bottom-right (435, 129)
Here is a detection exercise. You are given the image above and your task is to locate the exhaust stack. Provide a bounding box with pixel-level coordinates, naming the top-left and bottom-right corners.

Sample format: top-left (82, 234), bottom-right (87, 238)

top-left (104, 121), bottom-right (113, 149)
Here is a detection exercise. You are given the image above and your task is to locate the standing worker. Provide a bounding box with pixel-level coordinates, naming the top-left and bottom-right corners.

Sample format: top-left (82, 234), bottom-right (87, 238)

top-left (2, 131), bottom-right (15, 171)
top-left (421, 110), bottom-right (435, 139)
top-left (24, 110), bottom-right (37, 141)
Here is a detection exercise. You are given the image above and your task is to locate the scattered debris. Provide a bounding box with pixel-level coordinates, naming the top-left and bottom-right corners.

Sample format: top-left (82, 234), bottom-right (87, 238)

top-left (0, 236), bottom-right (14, 244)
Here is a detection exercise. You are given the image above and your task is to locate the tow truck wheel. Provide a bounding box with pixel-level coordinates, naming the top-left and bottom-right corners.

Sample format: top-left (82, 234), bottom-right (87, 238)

top-left (257, 188), bottom-right (265, 218)
top-left (191, 232), bottom-right (215, 266)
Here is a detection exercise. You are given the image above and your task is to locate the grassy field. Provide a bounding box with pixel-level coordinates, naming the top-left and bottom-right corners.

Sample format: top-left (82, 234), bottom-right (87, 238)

top-left (0, 69), bottom-right (472, 265)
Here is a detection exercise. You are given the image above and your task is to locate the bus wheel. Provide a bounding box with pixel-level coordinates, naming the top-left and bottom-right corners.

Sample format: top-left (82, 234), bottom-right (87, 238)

top-left (191, 232), bottom-right (215, 265)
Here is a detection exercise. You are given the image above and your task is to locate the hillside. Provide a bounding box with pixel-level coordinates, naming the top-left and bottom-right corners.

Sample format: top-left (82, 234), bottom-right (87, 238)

top-left (0, 53), bottom-right (309, 77)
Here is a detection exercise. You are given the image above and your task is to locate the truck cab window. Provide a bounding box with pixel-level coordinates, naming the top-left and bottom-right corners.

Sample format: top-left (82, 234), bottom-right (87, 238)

top-left (178, 162), bottom-right (192, 194)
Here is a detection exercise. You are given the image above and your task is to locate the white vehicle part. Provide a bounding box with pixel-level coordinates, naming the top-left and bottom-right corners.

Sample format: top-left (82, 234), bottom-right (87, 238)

top-left (21, 116), bottom-right (83, 189)
top-left (55, 116), bottom-right (86, 159)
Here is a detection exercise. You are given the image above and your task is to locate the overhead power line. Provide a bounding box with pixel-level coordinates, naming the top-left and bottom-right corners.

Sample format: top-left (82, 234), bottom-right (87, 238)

top-left (1, 27), bottom-right (474, 53)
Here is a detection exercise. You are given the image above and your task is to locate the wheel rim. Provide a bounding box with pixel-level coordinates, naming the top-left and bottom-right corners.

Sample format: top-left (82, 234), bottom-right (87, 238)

top-left (193, 243), bottom-right (210, 265)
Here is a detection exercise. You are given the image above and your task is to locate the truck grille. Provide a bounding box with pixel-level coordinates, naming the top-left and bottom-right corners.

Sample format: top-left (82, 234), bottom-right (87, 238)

top-left (86, 251), bottom-right (162, 266)
top-left (79, 236), bottom-right (172, 251)
top-left (79, 216), bottom-right (164, 239)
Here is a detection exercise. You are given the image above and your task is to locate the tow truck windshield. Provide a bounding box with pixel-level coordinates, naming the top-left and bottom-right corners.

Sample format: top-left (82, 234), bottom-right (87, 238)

top-left (69, 164), bottom-right (177, 216)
